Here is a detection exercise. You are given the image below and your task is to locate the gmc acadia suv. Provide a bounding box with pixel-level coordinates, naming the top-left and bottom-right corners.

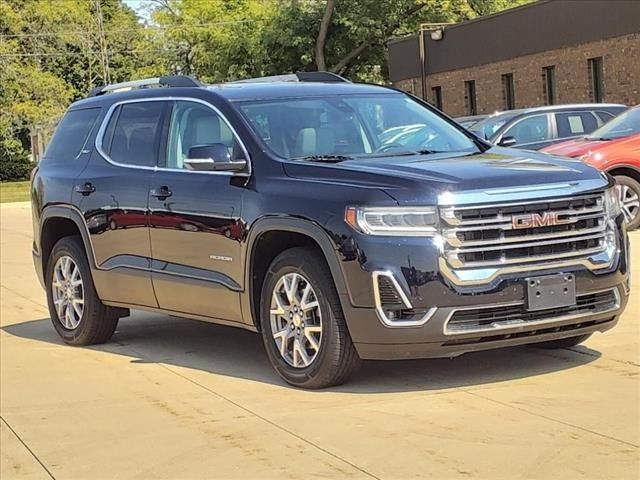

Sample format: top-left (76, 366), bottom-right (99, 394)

top-left (31, 74), bottom-right (630, 388)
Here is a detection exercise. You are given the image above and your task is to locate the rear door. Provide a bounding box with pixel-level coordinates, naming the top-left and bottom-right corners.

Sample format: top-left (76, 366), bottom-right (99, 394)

top-left (148, 99), bottom-right (249, 323)
top-left (554, 110), bottom-right (599, 144)
top-left (76, 99), bottom-right (169, 307)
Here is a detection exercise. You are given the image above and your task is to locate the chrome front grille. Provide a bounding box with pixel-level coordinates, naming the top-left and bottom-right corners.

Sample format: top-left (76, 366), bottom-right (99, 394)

top-left (439, 193), bottom-right (614, 285)
top-left (445, 288), bottom-right (620, 335)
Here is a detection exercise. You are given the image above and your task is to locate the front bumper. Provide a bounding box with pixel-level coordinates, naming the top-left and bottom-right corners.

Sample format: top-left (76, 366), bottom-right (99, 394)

top-left (342, 252), bottom-right (629, 360)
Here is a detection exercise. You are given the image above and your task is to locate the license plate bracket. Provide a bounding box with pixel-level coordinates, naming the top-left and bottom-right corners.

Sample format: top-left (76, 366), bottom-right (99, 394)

top-left (525, 274), bottom-right (576, 311)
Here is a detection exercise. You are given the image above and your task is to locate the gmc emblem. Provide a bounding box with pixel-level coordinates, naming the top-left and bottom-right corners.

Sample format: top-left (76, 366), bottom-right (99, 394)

top-left (511, 212), bottom-right (570, 229)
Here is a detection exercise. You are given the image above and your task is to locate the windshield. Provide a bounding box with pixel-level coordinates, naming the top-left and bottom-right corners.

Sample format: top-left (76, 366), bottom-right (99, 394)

top-left (470, 111), bottom-right (520, 140)
top-left (586, 107), bottom-right (640, 140)
top-left (237, 93), bottom-right (479, 160)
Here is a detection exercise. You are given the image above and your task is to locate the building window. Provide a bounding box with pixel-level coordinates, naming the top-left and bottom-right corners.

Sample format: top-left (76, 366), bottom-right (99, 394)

top-left (502, 73), bottom-right (515, 110)
top-left (432, 86), bottom-right (443, 110)
top-left (588, 57), bottom-right (604, 102)
top-left (464, 80), bottom-right (476, 115)
top-left (542, 66), bottom-right (556, 105)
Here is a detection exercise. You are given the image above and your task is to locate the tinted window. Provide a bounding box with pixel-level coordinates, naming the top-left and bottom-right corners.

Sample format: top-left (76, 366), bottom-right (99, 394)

top-left (503, 115), bottom-right (549, 145)
top-left (556, 112), bottom-right (597, 137)
top-left (44, 108), bottom-right (101, 160)
top-left (595, 111), bottom-right (615, 123)
top-left (239, 94), bottom-right (478, 160)
top-left (102, 102), bottom-right (166, 167)
top-left (165, 101), bottom-right (243, 169)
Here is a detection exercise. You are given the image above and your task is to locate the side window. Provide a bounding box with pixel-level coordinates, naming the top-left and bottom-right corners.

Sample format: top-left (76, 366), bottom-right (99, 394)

top-left (504, 115), bottom-right (549, 145)
top-left (595, 111), bottom-right (615, 123)
top-left (101, 101), bottom-right (166, 167)
top-left (166, 101), bottom-right (244, 169)
top-left (44, 108), bottom-right (101, 161)
top-left (556, 112), bottom-right (598, 138)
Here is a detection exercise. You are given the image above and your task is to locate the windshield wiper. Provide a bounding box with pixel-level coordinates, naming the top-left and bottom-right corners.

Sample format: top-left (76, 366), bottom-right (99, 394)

top-left (415, 149), bottom-right (445, 155)
top-left (296, 155), bottom-right (353, 163)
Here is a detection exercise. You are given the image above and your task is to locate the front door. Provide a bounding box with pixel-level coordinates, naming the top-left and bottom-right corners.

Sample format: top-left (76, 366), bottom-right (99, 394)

top-left (148, 99), bottom-right (248, 322)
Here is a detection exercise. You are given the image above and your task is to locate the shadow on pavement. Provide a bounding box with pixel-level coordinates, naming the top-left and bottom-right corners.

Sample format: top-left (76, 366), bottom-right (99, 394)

top-left (3, 312), bottom-right (601, 393)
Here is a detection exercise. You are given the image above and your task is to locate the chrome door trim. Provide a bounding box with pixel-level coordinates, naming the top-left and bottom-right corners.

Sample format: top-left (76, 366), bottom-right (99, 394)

top-left (94, 96), bottom-right (252, 177)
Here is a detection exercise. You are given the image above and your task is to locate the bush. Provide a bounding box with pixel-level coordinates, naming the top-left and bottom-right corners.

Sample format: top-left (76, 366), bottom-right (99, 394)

top-left (0, 138), bottom-right (32, 181)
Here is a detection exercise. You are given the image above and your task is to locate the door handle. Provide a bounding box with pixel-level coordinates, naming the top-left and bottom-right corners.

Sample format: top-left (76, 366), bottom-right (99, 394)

top-left (151, 186), bottom-right (172, 200)
top-left (74, 182), bottom-right (95, 196)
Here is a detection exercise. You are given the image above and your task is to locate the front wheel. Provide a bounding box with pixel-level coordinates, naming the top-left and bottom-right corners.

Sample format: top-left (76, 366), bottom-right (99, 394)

top-left (260, 247), bottom-right (360, 389)
top-left (615, 175), bottom-right (640, 230)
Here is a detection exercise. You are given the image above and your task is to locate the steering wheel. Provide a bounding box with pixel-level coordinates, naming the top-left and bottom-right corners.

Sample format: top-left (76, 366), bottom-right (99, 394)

top-left (374, 142), bottom-right (406, 154)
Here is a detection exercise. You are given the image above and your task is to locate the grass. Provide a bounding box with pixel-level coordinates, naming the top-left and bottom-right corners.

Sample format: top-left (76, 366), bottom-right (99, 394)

top-left (0, 181), bottom-right (31, 203)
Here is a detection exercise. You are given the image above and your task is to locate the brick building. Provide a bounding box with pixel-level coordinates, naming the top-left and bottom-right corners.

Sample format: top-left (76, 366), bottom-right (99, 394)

top-left (387, 0), bottom-right (640, 117)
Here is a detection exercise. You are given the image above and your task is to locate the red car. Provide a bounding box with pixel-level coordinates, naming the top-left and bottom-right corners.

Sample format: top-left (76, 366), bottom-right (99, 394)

top-left (542, 106), bottom-right (640, 230)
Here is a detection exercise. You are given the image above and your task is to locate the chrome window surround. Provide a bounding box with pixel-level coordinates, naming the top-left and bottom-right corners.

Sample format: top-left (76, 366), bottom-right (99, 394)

top-left (372, 271), bottom-right (437, 328)
top-left (94, 97), bottom-right (252, 177)
top-left (443, 287), bottom-right (621, 336)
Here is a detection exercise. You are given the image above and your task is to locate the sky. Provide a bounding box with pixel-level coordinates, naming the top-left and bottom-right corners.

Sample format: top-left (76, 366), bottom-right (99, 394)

top-left (122, 0), bottom-right (151, 21)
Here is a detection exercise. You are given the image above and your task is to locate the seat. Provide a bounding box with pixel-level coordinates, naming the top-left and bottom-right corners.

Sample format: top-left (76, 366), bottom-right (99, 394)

top-left (294, 128), bottom-right (317, 156)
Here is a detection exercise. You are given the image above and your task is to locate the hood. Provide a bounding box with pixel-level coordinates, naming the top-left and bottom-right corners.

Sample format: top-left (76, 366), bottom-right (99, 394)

top-left (283, 147), bottom-right (609, 205)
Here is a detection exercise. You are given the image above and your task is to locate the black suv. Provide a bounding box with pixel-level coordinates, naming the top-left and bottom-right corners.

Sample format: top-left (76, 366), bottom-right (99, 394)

top-left (31, 74), bottom-right (630, 388)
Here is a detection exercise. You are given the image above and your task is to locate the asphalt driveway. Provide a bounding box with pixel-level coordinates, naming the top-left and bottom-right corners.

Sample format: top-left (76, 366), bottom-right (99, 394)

top-left (1, 202), bottom-right (638, 479)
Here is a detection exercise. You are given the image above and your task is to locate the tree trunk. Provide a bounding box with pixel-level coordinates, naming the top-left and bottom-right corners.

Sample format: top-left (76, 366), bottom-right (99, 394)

top-left (329, 2), bottom-right (428, 74)
top-left (315, 0), bottom-right (335, 71)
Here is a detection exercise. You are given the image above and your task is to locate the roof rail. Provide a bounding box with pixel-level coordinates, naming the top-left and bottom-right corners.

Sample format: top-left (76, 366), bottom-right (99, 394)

top-left (87, 75), bottom-right (202, 97)
top-left (231, 71), bottom-right (349, 84)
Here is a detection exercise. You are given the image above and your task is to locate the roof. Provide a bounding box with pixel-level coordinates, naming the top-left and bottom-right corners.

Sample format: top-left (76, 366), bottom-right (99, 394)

top-left (69, 80), bottom-right (397, 109)
top-left (207, 81), bottom-right (395, 101)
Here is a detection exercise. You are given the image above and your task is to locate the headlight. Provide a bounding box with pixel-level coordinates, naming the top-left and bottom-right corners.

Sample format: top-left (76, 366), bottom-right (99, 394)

top-left (345, 206), bottom-right (438, 236)
top-left (604, 187), bottom-right (622, 220)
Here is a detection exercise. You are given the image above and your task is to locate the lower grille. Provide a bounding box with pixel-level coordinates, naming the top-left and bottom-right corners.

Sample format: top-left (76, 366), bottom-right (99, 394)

top-left (445, 288), bottom-right (619, 335)
top-left (443, 317), bottom-right (615, 346)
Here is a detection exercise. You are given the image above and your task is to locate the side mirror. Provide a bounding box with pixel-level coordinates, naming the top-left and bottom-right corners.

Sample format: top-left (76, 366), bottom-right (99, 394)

top-left (184, 144), bottom-right (246, 172)
top-left (498, 136), bottom-right (517, 147)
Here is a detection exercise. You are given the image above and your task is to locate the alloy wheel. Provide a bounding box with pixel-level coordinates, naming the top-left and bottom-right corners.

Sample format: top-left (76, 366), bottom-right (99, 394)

top-left (617, 184), bottom-right (640, 224)
top-left (269, 272), bottom-right (322, 368)
top-left (51, 255), bottom-right (84, 329)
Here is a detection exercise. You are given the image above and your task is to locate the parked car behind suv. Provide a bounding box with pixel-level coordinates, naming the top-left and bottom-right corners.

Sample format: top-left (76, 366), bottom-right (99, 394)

top-left (31, 74), bottom-right (630, 388)
top-left (542, 105), bottom-right (640, 230)
top-left (471, 104), bottom-right (626, 150)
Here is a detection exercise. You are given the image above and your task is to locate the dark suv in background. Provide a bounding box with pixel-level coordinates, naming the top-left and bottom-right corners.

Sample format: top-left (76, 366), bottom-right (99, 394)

top-left (32, 74), bottom-right (630, 388)
top-left (471, 104), bottom-right (626, 150)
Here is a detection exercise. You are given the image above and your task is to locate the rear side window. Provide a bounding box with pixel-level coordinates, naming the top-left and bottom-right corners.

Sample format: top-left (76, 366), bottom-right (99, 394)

top-left (556, 112), bottom-right (598, 137)
top-left (595, 111), bottom-right (615, 123)
top-left (101, 101), bottom-right (166, 167)
top-left (44, 108), bottom-right (101, 161)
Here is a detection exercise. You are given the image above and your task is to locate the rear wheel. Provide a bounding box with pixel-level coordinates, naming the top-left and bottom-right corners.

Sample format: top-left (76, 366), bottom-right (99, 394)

top-left (46, 236), bottom-right (119, 345)
top-left (531, 334), bottom-right (591, 349)
top-left (614, 175), bottom-right (640, 230)
top-left (260, 247), bottom-right (360, 389)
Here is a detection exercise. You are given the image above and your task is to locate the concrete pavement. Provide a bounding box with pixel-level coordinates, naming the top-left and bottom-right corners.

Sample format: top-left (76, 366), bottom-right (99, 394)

top-left (1, 201), bottom-right (639, 479)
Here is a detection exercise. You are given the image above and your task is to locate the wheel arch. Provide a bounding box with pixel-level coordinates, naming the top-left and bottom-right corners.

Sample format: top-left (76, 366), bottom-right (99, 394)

top-left (40, 205), bottom-right (96, 277)
top-left (243, 217), bottom-right (349, 331)
top-left (606, 164), bottom-right (640, 184)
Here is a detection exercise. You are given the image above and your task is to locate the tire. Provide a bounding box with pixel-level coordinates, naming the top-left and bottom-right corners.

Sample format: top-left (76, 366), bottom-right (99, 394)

top-left (531, 334), bottom-right (591, 349)
top-left (614, 175), bottom-right (640, 231)
top-left (45, 236), bottom-right (119, 345)
top-left (260, 247), bottom-right (360, 389)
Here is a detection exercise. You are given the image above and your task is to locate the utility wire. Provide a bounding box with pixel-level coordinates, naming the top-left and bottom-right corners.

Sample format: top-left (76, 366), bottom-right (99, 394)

top-left (0, 20), bottom-right (256, 39)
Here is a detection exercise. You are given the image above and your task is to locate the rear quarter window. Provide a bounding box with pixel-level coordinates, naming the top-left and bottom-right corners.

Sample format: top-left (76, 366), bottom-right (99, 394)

top-left (43, 107), bottom-right (101, 161)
